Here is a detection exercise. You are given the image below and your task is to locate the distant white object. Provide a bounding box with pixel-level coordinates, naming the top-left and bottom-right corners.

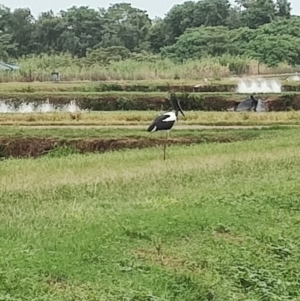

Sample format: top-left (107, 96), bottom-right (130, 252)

top-left (287, 73), bottom-right (300, 81)
top-left (51, 71), bottom-right (60, 82)
top-left (236, 78), bottom-right (281, 93)
top-left (256, 99), bottom-right (267, 112)
top-left (0, 100), bottom-right (81, 113)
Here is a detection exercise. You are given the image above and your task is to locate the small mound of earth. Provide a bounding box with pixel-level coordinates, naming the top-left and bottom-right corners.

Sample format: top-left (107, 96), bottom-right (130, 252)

top-left (0, 137), bottom-right (198, 158)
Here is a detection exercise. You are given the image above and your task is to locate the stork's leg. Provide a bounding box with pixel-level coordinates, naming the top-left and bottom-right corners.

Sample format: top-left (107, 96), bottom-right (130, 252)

top-left (163, 132), bottom-right (166, 160)
top-left (163, 130), bottom-right (169, 160)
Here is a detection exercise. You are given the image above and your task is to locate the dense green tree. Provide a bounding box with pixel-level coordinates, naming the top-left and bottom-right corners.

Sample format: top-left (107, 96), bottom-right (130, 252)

top-left (0, 0), bottom-right (296, 68)
top-left (275, 0), bottom-right (291, 17)
top-left (161, 15), bottom-right (300, 67)
top-left (149, 18), bottom-right (167, 53)
top-left (162, 0), bottom-right (231, 45)
top-left (31, 11), bottom-right (66, 54)
top-left (0, 5), bottom-right (12, 31)
top-left (240, 0), bottom-right (276, 29)
top-left (195, 0), bottom-right (231, 27)
top-left (10, 8), bottom-right (35, 55)
top-left (0, 5), bottom-right (16, 57)
top-left (226, 5), bottom-right (243, 29)
top-left (100, 3), bottom-right (151, 52)
top-left (59, 6), bottom-right (104, 57)
top-left (245, 34), bottom-right (300, 66)
top-left (0, 33), bottom-right (15, 60)
top-left (255, 16), bottom-right (300, 37)
top-left (161, 26), bottom-right (235, 61)
top-left (163, 1), bottom-right (197, 45)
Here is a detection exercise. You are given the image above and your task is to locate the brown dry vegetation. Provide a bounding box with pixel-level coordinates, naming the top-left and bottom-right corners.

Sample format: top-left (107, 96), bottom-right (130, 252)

top-left (0, 137), bottom-right (198, 158)
top-left (0, 126), bottom-right (293, 158)
top-left (1, 111), bottom-right (300, 127)
top-left (0, 135), bottom-right (245, 158)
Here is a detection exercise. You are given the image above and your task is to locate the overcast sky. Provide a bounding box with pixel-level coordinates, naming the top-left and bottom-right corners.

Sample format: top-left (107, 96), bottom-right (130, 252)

top-left (0, 0), bottom-right (299, 18)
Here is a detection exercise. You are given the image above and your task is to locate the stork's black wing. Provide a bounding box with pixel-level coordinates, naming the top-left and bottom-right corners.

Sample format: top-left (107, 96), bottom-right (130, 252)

top-left (147, 114), bottom-right (168, 132)
top-left (147, 113), bottom-right (175, 132)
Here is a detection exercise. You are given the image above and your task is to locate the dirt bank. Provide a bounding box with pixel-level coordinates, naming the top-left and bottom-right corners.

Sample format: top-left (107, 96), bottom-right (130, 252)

top-left (1, 92), bottom-right (300, 111)
top-left (0, 134), bottom-right (253, 158)
top-left (0, 137), bottom-right (196, 158)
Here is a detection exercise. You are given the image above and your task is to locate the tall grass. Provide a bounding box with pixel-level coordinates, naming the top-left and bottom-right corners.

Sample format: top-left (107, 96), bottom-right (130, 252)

top-left (1, 129), bottom-right (300, 299)
top-left (2, 53), bottom-right (300, 82)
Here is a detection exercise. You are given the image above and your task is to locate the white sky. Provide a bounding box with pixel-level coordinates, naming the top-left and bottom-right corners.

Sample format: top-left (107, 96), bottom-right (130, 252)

top-left (0, 0), bottom-right (299, 18)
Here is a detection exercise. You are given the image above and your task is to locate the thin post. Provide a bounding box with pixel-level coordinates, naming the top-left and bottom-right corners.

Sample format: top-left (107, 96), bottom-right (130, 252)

top-left (163, 130), bottom-right (169, 160)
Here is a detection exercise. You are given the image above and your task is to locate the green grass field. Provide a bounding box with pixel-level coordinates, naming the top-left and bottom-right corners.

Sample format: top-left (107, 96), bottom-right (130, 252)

top-left (1, 127), bottom-right (300, 300)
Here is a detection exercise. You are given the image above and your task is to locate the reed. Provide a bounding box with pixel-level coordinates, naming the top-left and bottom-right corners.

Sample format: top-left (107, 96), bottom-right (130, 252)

top-left (2, 54), bottom-right (300, 82)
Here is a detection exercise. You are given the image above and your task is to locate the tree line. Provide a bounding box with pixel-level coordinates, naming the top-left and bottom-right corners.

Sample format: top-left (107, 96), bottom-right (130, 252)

top-left (0, 0), bottom-right (298, 67)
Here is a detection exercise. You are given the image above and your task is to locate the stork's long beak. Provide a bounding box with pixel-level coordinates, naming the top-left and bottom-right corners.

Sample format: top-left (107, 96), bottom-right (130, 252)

top-left (170, 95), bottom-right (185, 117)
top-left (176, 99), bottom-right (185, 117)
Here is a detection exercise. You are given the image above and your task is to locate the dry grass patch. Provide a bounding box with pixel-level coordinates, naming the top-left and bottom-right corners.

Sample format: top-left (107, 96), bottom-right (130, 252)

top-left (1, 111), bottom-right (300, 126)
top-left (42, 277), bottom-right (103, 301)
top-left (135, 248), bottom-right (187, 269)
top-left (212, 231), bottom-right (245, 245)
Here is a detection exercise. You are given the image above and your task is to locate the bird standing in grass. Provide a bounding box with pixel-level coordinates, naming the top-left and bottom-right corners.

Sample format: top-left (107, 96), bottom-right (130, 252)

top-left (147, 93), bottom-right (185, 160)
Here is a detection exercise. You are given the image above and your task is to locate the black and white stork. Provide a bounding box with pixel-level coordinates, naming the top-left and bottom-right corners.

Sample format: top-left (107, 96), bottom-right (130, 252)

top-left (147, 93), bottom-right (185, 160)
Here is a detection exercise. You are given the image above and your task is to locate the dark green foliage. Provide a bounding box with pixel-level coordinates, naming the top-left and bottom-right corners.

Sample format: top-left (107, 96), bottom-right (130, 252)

top-left (161, 16), bottom-right (300, 67)
top-left (240, 0), bottom-right (276, 29)
top-left (161, 26), bottom-right (236, 61)
top-left (0, 0), bottom-right (295, 68)
top-left (275, 0), bottom-right (291, 18)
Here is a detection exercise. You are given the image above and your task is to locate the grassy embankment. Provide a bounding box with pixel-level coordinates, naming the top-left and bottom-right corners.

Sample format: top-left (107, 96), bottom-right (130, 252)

top-left (0, 126), bottom-right (286, 158)
top-left (0, 79), bottom-right (300, 93)
top-left (0, 126), bottom-right (300, 300)
top-left (1, 78), bottom-right (300, 126)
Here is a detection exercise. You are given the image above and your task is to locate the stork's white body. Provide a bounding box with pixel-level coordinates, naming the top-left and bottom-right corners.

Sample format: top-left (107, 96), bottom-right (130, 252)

top-left (147, 111), bottom-right (177, 133)
top-left (162, 111), bottom-right (177, 122)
